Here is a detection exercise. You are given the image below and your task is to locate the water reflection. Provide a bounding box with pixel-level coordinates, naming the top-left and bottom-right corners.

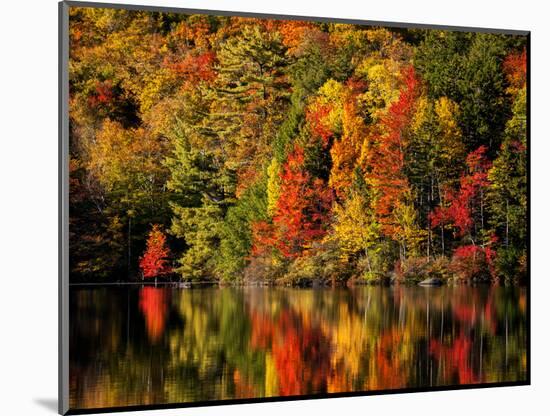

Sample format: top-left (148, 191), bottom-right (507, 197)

top-left (139, 287), bottom-right (170, 343)
top-left (69, 285), bottom-right (527, 410)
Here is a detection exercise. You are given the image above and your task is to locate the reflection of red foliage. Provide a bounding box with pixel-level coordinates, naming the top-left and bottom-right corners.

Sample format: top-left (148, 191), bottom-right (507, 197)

top-left (453, 303), bottom-right (476, 324)
top-left (429, 335), bottom-right (478, 384)
top-left (450, 286), bottom-right (496, 334)
top-left (249, 311), bottom-right (275, 349)
top-left (139, 287), bottom-right (170, 343)
top-left (272, 311), bottom-right (330, 395)
top-left (250, 309), bottom-right (330, 396)
top-left (371, 329), bottom-right (407, 390)
top-left (483, 288), bottom-right (497, 335)
top-left (233, 369), bottom-right (256, 398)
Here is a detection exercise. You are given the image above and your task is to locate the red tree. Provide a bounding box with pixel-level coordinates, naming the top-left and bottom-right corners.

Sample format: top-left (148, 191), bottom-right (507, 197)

top-left (139, 224), bottom-right (172, 278)
top-left (366, 66), bottom-right (419, 237)
top-left (165, 51), bottom-right (217, 86)
top-left (430, 146), bottom-right (491, 237)
top-left (451, 243), bottom-right (496, 281)
top-left (306, 103), bottom-right (333, 147)
top-left (503, 49), bottom-right (527, 91)
top-left (87, 80), bottom-right (115, 108)
top-left (252, 144), bottom-right (332, 258)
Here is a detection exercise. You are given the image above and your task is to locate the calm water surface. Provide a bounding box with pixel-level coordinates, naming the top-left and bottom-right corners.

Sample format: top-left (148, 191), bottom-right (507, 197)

top-left (69, 285), bottom-right (527, 410)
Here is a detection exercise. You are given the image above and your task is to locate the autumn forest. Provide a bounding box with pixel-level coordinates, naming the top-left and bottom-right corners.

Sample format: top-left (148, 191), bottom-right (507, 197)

top-left (68, 8), bottom-right (528, 285)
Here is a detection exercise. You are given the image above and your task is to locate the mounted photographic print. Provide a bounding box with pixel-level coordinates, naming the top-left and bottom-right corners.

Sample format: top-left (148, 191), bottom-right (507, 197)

top-left (59, 1), bottom-right (530, 414)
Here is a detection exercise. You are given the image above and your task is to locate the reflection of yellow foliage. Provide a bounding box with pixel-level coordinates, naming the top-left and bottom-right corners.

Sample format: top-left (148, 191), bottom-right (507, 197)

top-left (71, 286), bottom-right (527, 409)
top-left (264, 353), bottom-right (279, 397)
top-left (327, 303), bottom-right (367, 392)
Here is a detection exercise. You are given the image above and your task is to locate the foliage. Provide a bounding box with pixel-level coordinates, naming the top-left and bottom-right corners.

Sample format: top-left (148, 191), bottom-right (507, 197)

top-left (450, 244), bottom-right (496, 282)
top-left (394, 257), bottom-right (430, 283)
top-left (252, 145), bottom-right (333, 259)
top-left (430, 146), bottom-right (491, 240)
top-left (139, 224), bottom-right (172, 278)
top-left (68, 9), bottom-right (528, 284)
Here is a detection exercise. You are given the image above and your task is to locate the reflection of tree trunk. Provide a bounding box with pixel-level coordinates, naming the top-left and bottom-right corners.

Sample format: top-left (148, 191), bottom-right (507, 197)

top-left (149, 349), bottom-right (165, 406)
top-left (126, 290), bottom-right (130, 348)
top-left (479, 331), bottom-right (484, 380)
top-left (505, 313), bottom-right (509, 366)
top-left (440, 308), bottom-right (444, 343)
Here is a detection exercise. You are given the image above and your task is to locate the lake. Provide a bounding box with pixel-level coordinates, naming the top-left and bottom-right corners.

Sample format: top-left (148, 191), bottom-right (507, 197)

top-left (69, 285), bottom-right (527, 410)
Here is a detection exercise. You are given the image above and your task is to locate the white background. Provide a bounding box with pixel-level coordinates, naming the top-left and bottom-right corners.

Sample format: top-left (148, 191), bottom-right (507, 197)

top-left (0, 0), bottom-right (548, 415)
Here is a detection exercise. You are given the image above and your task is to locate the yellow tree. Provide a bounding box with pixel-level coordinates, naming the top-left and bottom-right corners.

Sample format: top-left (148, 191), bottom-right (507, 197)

top-left (266, 157), bottom-right (281, 216)
top-left (330, 189), bottom-right (380, 272)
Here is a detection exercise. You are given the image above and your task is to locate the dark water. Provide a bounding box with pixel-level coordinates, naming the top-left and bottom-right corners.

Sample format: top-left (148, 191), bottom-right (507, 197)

top-left (69, 285), bottom-right (527, 410)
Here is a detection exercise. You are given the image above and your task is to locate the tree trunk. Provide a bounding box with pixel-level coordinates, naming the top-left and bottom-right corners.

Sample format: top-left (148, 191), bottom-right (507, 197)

top-left (364, 247), bottom-right (373, 273)
top-left (427, 227), bottom-right (431, 260)
top-left (480, 189), bottom-right (485, 231)
top-left (441, 226), bottom-right (445, 255)
top-left (505, 198), bottom-right (509, 246)
top-left (128, 215), bottom-right (132, 277)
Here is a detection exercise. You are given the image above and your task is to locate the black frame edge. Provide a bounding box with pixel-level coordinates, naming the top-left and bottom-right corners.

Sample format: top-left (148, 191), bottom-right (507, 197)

top-left (59, 1), bottom-right (70, 415)
top-left (65, 381), bottom-right (530, 415)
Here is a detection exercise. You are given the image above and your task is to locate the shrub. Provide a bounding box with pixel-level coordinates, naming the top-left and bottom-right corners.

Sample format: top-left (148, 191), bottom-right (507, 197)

top-left (450, 245), bottom-right (495, 282)
top-left (279, 255), bottom-right (318, 286)
top-left (394, 257), bottom-right (430, 283)
top-left (361, 269), bottom-right (388, 284)
top-left (243, 254), bottom-right (287, 283)
top-left (279, 241), bottom-right (353, 286)
top-left (495, 247), bottom-right (527, 284)
top-left (425, 256), bottom-right (453, 281)
top-left (356, 241), bottom-right (396, 284)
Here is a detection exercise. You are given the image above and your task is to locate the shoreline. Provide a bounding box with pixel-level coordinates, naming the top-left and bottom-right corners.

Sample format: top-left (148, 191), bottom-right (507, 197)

top-left (69, 280), bottom-right (526, 288)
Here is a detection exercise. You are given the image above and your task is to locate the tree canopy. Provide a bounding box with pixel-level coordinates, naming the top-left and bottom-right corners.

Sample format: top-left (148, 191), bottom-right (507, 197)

top-left (69, 8), bottom-right (528, 284)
